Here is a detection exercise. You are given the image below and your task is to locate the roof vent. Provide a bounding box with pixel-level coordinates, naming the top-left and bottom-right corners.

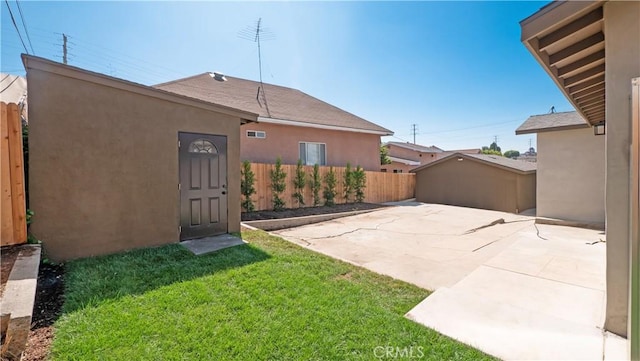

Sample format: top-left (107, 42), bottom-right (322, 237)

top-left (210, 72), bottom-right (227, 82)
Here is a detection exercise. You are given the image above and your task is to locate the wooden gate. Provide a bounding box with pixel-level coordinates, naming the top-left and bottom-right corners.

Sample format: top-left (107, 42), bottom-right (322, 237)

top-left (1, 102), bottom-right (27, 246)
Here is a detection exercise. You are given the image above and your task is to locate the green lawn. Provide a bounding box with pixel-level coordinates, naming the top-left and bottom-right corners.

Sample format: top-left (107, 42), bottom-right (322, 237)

top-left (52, 230), bottom-right (494, 360)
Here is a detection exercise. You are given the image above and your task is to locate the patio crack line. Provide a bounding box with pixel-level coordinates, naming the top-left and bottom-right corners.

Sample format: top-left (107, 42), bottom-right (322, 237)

top-left (464, 218), bottom-right (533, 235)
top-left (471, 219), bottom-right (535, 252)
top-left (298, 217), bottom-right (402, 241)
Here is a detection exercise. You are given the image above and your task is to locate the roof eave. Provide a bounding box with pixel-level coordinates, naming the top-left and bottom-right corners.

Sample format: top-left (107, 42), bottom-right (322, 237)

top-left (515, 122), bottom-right (591, 135)
top-left (257, 116), bottom-right (393, 135)
top-left (520, 1), bottom-right (606, 127)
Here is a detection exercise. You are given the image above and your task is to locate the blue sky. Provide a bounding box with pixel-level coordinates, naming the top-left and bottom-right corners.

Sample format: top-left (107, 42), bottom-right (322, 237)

top-left (1, 1), bottom-right (572, 152)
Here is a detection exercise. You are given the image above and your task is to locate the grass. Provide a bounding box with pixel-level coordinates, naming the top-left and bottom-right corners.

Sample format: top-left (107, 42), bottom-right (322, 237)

top-left (52, 230), bottom-right (494, 360)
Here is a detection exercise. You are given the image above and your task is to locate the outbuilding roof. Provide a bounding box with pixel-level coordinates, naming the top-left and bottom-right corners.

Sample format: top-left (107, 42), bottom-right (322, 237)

top-left (411, 152), bottom-right (537, 175)
top-left (516, 111), bottom-right (589, 134)
top-left (155, 74), bottom-right (393, 135)
top-left (22, 55), bottom-right (259, 123)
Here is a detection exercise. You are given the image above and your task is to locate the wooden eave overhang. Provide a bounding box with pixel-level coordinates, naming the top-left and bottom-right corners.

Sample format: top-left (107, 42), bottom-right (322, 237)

top-left (520, 1), bottom-right (606, 126)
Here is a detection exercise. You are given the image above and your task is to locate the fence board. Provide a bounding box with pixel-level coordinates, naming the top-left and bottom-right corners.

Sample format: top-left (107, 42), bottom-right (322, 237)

top-left (0, 102), bottom-right (26, 246)
top-left (245, 162), bottom-right (415, 211)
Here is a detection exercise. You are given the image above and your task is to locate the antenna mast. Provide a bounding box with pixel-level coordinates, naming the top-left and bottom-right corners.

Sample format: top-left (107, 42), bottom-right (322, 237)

top-left (239, 18), bottom-right (275, 117)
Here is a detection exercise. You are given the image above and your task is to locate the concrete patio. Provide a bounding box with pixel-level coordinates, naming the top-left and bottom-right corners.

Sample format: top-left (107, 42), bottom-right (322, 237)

top-left (273, 203), bottom-right (629, 360)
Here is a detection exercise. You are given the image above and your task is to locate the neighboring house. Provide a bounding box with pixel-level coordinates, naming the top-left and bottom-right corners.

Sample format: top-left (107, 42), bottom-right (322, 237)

top-left (382, 141), bottom-right (480, 173)
top-left (515, 147), bottom-right (537, 162)
top-left (23, 55), bottom-right (257, 261)
top-left (155, 74), bottom-right (393, 171)
top-left (411, 152), bottom-right (536, 214)
top-left (0, 73), bottom-right (28, 123)
top-left (520, 0), bottom-right (639, 347)
top-left (516, 111), bottom-right (604, 226)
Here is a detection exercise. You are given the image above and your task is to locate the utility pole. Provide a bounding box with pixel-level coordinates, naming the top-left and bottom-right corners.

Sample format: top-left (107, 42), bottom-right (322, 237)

top-left (493, 135), bottom-right (498, 144)
top-left (62, 33), bottom-right (68, 64)
top-left (411, 124), bottom-right (418, 144)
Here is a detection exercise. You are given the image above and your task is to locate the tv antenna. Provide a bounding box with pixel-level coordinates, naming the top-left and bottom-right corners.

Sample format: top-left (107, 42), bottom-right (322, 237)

top-left (239, 18), bottom-right (275, 116)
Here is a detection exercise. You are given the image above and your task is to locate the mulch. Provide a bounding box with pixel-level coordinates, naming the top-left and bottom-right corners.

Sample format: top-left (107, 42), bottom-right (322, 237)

top-left (241, 202), bottom-right (388, 221)
top-left (0, 245), bottom-right (21, 297)
top-left (20, 263), bottom-right (65, 361)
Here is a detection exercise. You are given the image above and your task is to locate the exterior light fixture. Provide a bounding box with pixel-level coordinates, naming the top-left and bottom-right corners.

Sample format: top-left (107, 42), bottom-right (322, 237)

top-left (457, 157), bottom-right (464, 161)
top-left (594, 121), bottom-right (606, 136)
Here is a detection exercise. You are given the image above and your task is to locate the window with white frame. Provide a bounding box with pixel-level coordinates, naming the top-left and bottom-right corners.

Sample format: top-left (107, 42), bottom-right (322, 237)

top-left (246, 130), bottom-right (266, 139)
top-left (299, 142), bottom-right (326, 166)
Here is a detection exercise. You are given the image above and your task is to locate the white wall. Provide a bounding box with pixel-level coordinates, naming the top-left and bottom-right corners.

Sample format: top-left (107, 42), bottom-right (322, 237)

top-left (537, 127), bottom-right (605, 225)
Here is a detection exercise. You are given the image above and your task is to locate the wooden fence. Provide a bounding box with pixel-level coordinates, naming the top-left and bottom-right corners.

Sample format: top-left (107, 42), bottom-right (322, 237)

top-left (1, 102), bottom-right (27, 246)
top-left (247, 163), bottom-right (415, 211)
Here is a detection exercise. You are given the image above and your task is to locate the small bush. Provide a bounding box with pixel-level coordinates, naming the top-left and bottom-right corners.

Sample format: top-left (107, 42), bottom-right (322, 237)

top-left (270, 157), bottom-right (287, 211)
top-left (323, 167), bottom-right (337, 206)
top-left (353, 165), bottom-right (366, 203)
top-left (241, 161), bottom-right (256, 212)
top-left (343, 162), bottom-right (354, 203)
top-left (310, 164), bottom-right (322, 206)
top-left (293, 159), bottom-right (306, 207)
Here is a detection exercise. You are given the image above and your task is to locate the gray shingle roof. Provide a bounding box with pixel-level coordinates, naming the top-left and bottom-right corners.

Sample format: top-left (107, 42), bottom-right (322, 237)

top-left (516, 111), bottom-right (589, 135)
top-left (411, 152), bottom-right (536, 174)
top-left (155, 74), bottom-right (393, 135)
top-left (385, 141), bottom-right (444, 153)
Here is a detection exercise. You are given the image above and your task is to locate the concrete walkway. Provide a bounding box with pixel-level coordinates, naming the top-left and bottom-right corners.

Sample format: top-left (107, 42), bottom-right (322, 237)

top-left (273, 203), bottom-right (629, 360)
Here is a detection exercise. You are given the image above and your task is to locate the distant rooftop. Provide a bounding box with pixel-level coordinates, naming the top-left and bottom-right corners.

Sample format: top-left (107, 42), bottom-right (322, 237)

top-left (0, 73), bottom-right (27, 104)
top-left (385, 141), bottom-right (444, 153)
top-left (516, 111), bottom-right (590, 135)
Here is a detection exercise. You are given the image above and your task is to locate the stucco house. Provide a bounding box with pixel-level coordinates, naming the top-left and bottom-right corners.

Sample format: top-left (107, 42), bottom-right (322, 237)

top-left (516, 111), bottom-right (604, 227)
top-left (411, 152), bottom-right (536, 214)
top-left (23, 55), bottom-right (257, 261)
top-left (155, 74), bottom-right (393, 171)
top-left (519, 0), bottom-right (639, 354)
top-left (382, 141), bottom-right (480, 173)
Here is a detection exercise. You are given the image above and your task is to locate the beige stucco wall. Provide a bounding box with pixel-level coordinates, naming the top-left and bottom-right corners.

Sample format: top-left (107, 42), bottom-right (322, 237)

top-left (240, 122), bottom-right (381, 171)
top-left (536, 127), bottom-right (605, 225)
top-left (414, 158), bottom-right (536, 213)
top-left (604, 0), bottom-right (640, 337)
top-left (27, 65), bottom-right (245, 261)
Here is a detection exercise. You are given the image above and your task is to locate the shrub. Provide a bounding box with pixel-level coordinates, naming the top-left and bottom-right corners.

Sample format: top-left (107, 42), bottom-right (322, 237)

top-left (343, 162), bottom-right (354, 203)
top-left (323, 167), bottom-right (337, 206)
top-left (241, 160), bottom-right (256, 212)
top-left (310, 164), bottom-right (322, 206)
top-left (353, 165), bottom-right (366, 203)
top-left (270, 157), bottom-right (287, 211)
top-left (293, 159), bottom-right (306, 207)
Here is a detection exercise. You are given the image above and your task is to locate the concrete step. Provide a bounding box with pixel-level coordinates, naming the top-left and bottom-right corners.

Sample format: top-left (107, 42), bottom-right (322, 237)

top-left (449, 265), bottom-right (605, 328)
top-left (406, 285), bottom-right (605, 360)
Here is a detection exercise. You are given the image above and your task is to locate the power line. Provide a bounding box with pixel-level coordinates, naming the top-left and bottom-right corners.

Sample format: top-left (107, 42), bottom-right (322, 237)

top-left (4, 0), bottom-right (29, 54)
top-left (0, 76), bottom-right (19, 93)
top-left (15, 0), bottom-right (34, 54)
